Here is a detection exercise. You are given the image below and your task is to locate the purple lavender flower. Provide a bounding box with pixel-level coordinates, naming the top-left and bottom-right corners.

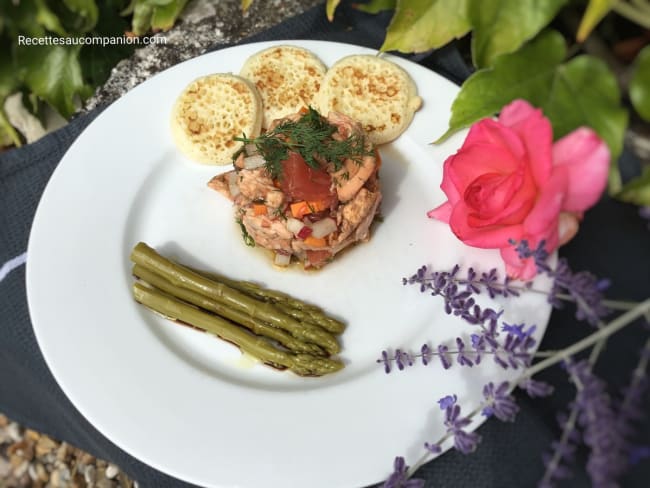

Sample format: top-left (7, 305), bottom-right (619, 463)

top-left (629, 445), bottom-right (650, 465)
top-left (539, 409), bottom-right (582, 487)
top-left (438, 344), bottom-right (452, 369)
top-left (403, 264), bottom-right (508, 327)
top-left (568, 360), bottom-right (627, 487)
top-left (547, 258), bottom-right (610, 325)
top-left (438, 394), bottom-right (457, 410)
top-left (518, 378), bottom-right (555, 398)
top-left (440, 395), bottom-right (482, 454)
top-left (481, 382), bottom-right (519, 422)
top-left (510, 239), bottom-right (551, 273)
top-left (382, 457), bottom-right (425, 488)
top-left (424, 442), bottom-right (442, 454)
top-left (378, 350), bottom-right (392, 374)
top-left (456, 338), bottom-right (474, 367)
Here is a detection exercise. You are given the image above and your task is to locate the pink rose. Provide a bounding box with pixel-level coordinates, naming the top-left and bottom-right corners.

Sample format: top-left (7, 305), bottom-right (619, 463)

top-left (428, 100), bottom-right (609, 280)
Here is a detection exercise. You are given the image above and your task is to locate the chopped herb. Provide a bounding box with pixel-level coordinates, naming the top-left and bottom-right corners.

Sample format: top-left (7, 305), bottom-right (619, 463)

top-left (236, 218), bottom-right (255, 247)
top-left (234, 107), bottom-right (373, 179)
top-left (272, 206), bottom-right (287, 219)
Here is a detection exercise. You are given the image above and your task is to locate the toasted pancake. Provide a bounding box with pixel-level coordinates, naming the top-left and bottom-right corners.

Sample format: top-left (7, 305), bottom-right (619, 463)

top-left (240, 45), bottom-right (327, 129)
top-left (314, 55), bottom-right (422, 145)
top-left (171, 74), bottom-right (262, 165)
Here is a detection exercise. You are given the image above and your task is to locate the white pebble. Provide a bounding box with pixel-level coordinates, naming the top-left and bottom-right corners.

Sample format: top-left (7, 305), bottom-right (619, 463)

top-left (28, 463), bottom-right (38, 481)
top-left (7, 422), bottom-right (21, 442)
top-left (14, 460), bottom-right (29, 478)
top-left (85, 464), bottom-right (97, 484)
top-left (105, 463), bottom-right (119, 479)
top-left (0, 457), bottom-right (11, 477)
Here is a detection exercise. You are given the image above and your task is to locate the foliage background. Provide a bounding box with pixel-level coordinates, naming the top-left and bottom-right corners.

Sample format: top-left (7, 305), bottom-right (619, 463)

top-left (327, 0), bottom-right (650, 206)
top-left (0, 0), bottom-right (188, 147)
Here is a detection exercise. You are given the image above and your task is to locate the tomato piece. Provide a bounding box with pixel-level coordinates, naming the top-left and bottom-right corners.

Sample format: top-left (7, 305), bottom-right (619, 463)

top-left (305, 250), bottom-right (332, 268)
top-left (279, 152), bottom-right (336, 205)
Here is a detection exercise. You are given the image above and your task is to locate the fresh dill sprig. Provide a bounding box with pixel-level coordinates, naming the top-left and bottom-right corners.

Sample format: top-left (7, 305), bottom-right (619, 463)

top-left (234, 107), bottom-right (373, 179)
top-left (236, 218), bottom-right (255, 247)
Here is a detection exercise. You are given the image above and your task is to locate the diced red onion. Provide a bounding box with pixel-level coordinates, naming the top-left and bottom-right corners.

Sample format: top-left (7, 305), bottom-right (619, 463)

top-left (243, 154), bottom-right (266, 169)
top-left (274, 252), bottom-right (291, 266)
top-left (310, 217), bottom-right (337, 238)
top-left (297, 226), bottom-right (313, 239)
top-left (227, 172), bottom-right (240, 197)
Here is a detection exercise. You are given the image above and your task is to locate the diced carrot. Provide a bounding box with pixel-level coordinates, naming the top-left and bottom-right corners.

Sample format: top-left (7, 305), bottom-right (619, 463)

top-left (304, 236), bottom-right (327, 247)
top-left (290, 200), bottom-right (329, 219)
top-left (252, 204), bottom-right (267, 216)
top-left (290, 201), bottom-right (309, 218)
top-left (299, 106), bottom-right (309, 114)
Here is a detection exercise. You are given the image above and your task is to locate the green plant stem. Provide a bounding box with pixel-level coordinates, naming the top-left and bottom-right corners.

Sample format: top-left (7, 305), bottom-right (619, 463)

top-left (613, 1), bottom-right (650, 29)
top-left (524, 298), bottom-right (650, 379)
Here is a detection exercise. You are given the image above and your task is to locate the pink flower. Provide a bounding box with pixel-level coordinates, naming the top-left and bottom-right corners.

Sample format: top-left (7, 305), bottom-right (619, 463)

top-left (428, 100), bottom-right (609, 280)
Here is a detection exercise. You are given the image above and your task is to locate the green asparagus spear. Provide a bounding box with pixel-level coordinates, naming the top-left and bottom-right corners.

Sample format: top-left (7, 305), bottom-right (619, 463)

top-left (132, 283), bottom-right (344, 376)
top-left (132, 265), bottom-right (327, 357)
top-left (190, 267), bottom-right (346, 334)
top-left (130, 242), bottom-right (340, 355)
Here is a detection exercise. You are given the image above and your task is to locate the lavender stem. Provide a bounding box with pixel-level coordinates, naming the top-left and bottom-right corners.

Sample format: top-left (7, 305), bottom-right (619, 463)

top-left (524, 299), bottom-right (650, 379)
top-left (539, 403), bottom-right (581, 486)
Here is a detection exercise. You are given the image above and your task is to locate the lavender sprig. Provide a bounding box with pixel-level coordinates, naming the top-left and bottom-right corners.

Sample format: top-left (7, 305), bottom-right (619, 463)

top-left (382, 456), bottom-right (425, 488)
top-left (481, 381), bottom-right (519, 421)
top-left (377, 322), bottom-right (537, 373)
top-left (440, 395), bottom-right (481, 454)
top-left (568, 360), bottom-right (627, 487)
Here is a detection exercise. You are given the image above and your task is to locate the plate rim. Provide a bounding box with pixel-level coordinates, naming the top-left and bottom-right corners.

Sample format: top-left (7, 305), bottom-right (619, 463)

top-left (26, 39), bottom-right (553, 488)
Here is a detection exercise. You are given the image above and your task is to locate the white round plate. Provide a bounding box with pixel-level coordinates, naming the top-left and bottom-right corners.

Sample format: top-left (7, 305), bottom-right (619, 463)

top-left (27, 40), bottom-right (552, 488)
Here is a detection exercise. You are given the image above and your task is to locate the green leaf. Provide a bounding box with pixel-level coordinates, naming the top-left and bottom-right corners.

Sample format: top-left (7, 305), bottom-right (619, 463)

top-left (80, 0), bottom-right (135, 88)
top-left (436, 30), bottom-right (567, 142)
top-left (0, 45), bottom-right (21, 146)
top-left (18, 44), bottom-right (89, 118)
top-left (617, 166), bottom-right (650, 206)
top-left (34, 0), bottom-right (68, 35)
top-left (241, 0), bottom-right (253, 13)
top-left (62, 0), bottom-right (99, 33)
top-left (151, 0), bottom-right (188, 31)
top-left (143, 0), bottom-right (175, 5)
top-left (381, 0), bottom-right (470, 53)
top-left (630, 45), bottom-right (650, 122)
top-left (353, 0), bottom-right (396, 14)
top-left (326, 0), bottom-right (341, 21)
top-left (469, 0), bottom-right (567, 68)
top-left (576, 0), bottom-right (615, 42)
top-left (436, 29), bottom-right (628, 194)
top-left (542, 54), bottom-right (627, 159)
top-left (131, 1), bottom-right (154, 35)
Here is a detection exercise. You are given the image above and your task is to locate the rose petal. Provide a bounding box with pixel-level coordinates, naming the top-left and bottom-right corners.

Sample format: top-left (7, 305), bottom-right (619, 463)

top-left (499, 100), bottom-right (553, 187)
top-left (465, 164), bottom-right (537, 227)
top-left (463, 118), bottom-right (526, 162)
top-left (552, 128), bottom-right (610, 212)
top-left (449, 201), bottom-right (524, 248)
top-left (524, 168), bottom-right (567, 238)
top-left (440, 154), bottom-right (461, 205)
top-left (427, 202), bottom-right (452, 222)
top-left (448, 143), bottom-right (522, 192)
top-left (558, 212), bottom-right (580, 246)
